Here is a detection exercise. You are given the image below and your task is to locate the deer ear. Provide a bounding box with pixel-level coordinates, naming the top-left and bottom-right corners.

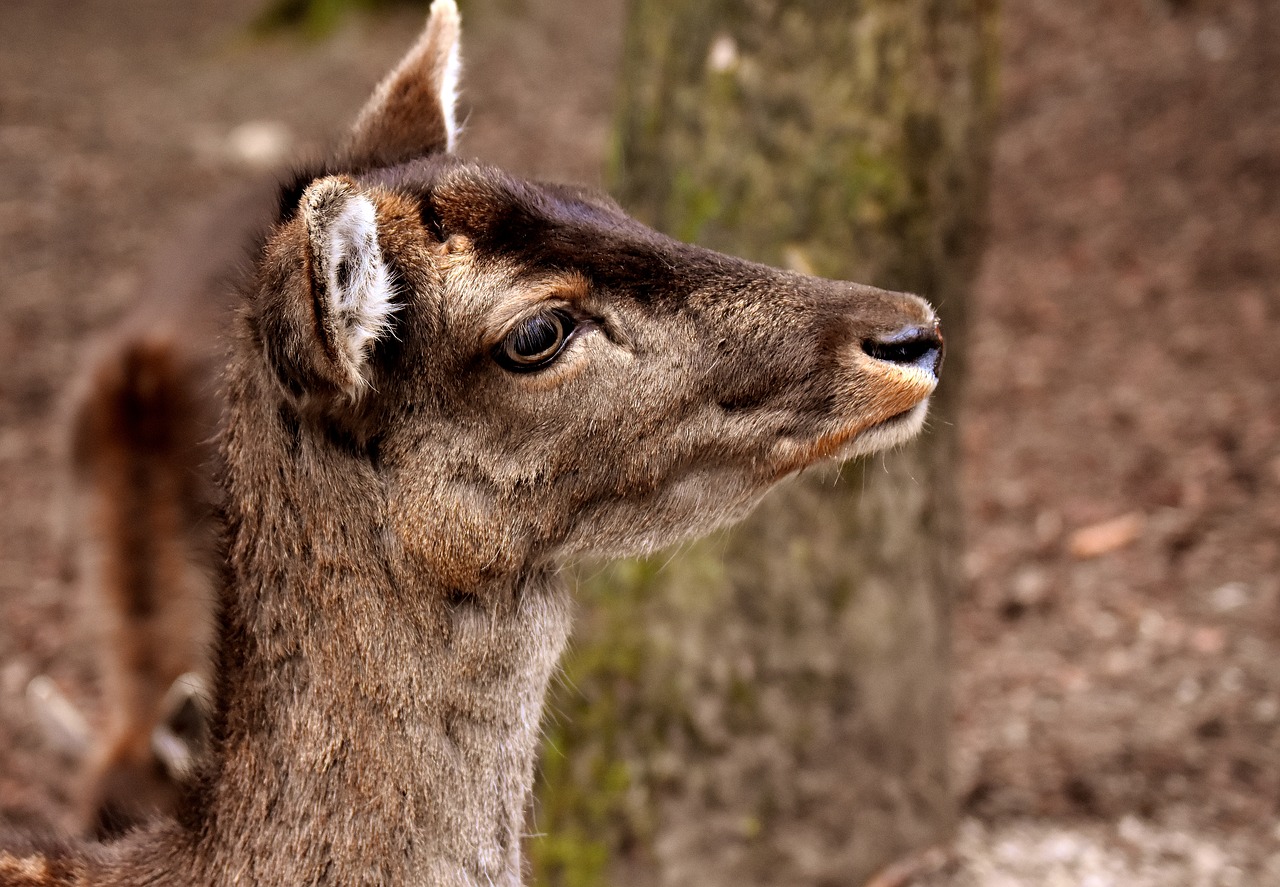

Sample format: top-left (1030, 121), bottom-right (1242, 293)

top-left (297, 176), bottom-right (398, 395)
top-left (27, 675), bottom-right (92, 759)
top-left (151, 673), bottom-right (210, 781)
top-left (344, 0), bottom-right (461, 166)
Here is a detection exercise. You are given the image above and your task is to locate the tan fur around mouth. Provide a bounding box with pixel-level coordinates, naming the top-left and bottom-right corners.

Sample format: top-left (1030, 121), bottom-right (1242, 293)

top-left (770, 366), bottom-right (937, 476)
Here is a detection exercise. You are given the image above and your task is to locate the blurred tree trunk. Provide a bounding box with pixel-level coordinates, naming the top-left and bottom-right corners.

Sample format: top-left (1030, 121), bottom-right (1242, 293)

top-left (531, 1), bottom-right (998, 885)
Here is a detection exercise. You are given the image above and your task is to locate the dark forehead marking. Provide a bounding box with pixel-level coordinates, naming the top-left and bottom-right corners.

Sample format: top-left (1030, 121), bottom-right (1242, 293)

top-left (281, 155), bottom-right (755, 302)
top-left (427, 165), bottom-right (734, 299)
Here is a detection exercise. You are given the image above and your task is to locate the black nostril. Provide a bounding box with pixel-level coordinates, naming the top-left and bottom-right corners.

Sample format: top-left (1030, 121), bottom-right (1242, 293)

top-left (863, 323), bottom-right (944, 374)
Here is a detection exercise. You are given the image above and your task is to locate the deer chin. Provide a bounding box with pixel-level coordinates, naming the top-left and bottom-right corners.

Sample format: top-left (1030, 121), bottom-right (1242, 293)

top-left (769, 397), bottom-right (932, 478)
top-left (834, 398), bottom-right (931, 459)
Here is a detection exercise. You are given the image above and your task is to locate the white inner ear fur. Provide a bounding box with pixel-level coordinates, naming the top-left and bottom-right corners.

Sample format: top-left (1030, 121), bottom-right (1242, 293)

top-left (350, 0), bottom-right (462, 155)
top-left (26, 675), bottom-right (92, 758)
top-left (440, 24), bottom-right (461, 151)
top-left (305, 182), bottom-right (398, 391)
top-left (327, 195), bottom-right (396, 386)
top-left (424, 0), bottom-right (462, 151)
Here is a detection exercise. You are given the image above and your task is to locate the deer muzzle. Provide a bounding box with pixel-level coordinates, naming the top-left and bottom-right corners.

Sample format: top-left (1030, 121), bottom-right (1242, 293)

top-left (767, 307), bottom-right (943, 476)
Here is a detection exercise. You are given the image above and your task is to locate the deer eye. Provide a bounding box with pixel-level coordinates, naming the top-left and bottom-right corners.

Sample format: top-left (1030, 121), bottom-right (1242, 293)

top-left (495, 310), bottom-right (577, 372)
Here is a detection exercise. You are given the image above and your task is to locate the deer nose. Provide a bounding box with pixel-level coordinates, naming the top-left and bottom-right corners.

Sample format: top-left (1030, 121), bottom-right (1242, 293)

top-left (862, 321), bottom-right (944, 376)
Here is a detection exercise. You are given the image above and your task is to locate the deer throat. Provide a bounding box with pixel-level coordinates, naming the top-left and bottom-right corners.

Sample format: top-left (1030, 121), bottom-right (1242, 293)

top-left (189, 403), bottom-right (573, 885)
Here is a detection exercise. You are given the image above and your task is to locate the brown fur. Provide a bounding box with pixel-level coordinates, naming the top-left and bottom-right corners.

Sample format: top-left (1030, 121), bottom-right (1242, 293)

top-left (2, 2), bottom-right (942, 883)
top-left (34, 183), bottom-right (274, 838)
top-left (69, 337), bottom-right (216, 839)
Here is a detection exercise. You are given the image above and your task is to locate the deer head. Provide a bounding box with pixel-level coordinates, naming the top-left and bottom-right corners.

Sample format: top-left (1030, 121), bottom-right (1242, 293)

top-left (243, 0), bottom-right (941, 596)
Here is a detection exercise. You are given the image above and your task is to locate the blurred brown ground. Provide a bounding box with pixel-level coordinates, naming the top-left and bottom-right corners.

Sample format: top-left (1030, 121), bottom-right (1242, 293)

top-left (0, 0), bottom-right (1276, 881)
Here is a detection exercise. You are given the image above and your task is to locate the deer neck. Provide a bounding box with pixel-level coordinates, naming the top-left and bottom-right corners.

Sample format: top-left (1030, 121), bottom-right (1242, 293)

top-left (186, 391), bottom-right (572, 886)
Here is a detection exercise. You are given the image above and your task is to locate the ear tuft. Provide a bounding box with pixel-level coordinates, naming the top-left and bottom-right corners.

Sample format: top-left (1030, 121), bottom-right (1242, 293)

top-left (302, 177), bottom-right (398, 394)
top-left (344, 0), bottom-right (462, 167)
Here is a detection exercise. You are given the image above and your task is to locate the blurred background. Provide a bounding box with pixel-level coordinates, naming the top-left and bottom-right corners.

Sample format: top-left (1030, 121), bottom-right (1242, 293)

top-left (0, 0), bottom-right (1277, 884)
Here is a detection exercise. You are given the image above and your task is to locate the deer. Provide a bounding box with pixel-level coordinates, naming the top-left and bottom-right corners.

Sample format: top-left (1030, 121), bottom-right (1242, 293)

top-left (24, 184), bottom-right (275, 839)
top-left (0, 1), bottom-right (943, 884)
top-left (26, 335), bottom-right (217, 839)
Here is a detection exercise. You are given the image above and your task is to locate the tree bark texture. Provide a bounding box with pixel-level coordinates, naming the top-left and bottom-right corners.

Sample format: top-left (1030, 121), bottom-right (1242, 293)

top-left (530, 2), bottom-right (998, 885)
